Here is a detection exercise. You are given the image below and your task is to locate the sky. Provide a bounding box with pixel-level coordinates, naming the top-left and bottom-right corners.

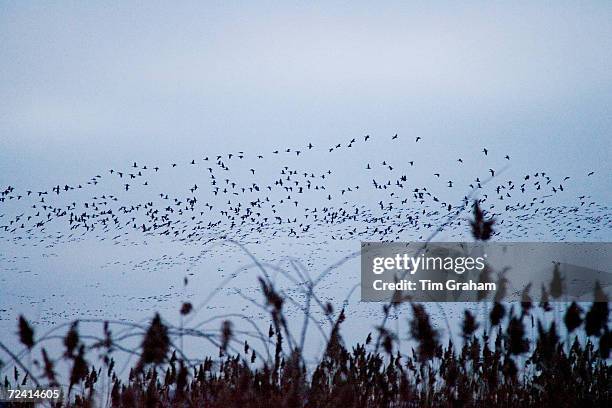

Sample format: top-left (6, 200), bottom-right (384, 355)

top-left (0, 2), bottom-right (611, 363)
top-left (0, 1), bottom-right (610, 201)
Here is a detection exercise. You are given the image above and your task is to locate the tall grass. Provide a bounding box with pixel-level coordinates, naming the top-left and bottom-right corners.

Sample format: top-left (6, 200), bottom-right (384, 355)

top-left (2, 284), bottom-right (610, 407)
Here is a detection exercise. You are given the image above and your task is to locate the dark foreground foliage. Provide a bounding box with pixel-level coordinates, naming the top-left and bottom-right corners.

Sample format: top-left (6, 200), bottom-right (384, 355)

top-left (2, 297), bottom-right (610, 408)
top-left (1, 205), bottom-right (609, 406)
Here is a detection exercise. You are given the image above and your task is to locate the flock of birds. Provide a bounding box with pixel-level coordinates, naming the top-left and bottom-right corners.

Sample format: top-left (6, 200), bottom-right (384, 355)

top-left (0, 132), bottom-right (610, 339)
top-left (0, 133), bottom-right (609, 253)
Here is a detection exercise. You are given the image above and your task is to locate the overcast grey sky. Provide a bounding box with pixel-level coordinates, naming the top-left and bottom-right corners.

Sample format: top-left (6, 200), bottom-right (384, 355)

top-left (1, 2), bottom-right (611, 358)
top-left (1, 2), bottom-right (610, 199)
